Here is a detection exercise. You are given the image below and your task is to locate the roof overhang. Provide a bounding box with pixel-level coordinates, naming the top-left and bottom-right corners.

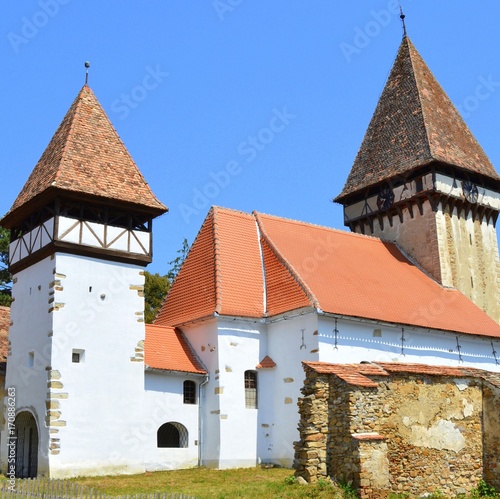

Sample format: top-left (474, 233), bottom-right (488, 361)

top-left (2, 186), bottom-right (167, 229)
top-left (144, 365), bottom-right (208, 377)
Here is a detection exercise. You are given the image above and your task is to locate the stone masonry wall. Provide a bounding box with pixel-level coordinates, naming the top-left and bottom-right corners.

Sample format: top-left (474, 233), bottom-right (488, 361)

top-left (483, 380), bottom-right (500, 490)
top-left (294, 363), bottom-right (500, 498)
top-left (376, 374), bottom-right (483, 497)
top-left (293, 368), bottom-right (329, 483)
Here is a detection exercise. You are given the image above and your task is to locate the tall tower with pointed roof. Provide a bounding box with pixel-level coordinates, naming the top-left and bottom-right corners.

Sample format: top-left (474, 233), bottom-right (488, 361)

top-left (335, 36), bottom-right (500, 323)
top-left (1, 85), bottom-right (167, 477)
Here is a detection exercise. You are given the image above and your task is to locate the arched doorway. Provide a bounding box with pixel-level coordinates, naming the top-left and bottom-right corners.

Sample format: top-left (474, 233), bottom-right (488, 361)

top-left (15, 411), bottom-right (38, 478)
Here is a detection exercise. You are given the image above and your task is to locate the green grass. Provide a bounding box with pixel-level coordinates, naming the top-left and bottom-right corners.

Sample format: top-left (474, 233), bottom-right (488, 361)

top-left (71, 469), bottom-right (500, 499)
top-left (2, 468), bottom-right (496, 499)
top-left (71, 467), bottom-right (346, 499)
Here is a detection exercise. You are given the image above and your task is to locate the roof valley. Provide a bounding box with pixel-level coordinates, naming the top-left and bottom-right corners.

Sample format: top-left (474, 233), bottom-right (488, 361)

top-left (254, 212), bottom-right (319, 312)
top-left (254, 218), bottom-right (268, 316)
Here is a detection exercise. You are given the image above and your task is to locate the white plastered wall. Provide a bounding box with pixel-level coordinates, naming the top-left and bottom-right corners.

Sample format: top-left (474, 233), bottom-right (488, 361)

top-left (318, 315), bottom-right (500, 372)
top-left (181, 320), bottom-right (220, 468)
top-left (263, 313), bottom-right (319, 468)
top-left (1, 255), bottom-right (56, 475)
top-left (182, 318), bottom-right (269, 469)
top-left (44, 253), bottom-right (147, 477)
top-left (142, 371), bottom-right (201, 471)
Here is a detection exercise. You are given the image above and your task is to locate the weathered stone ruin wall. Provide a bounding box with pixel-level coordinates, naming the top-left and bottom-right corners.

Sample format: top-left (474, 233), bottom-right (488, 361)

top-left (377, 375), bottom-right (483, 497)
top-left (293, 369), bottom-right (329, 483)
top-left (483, 380), bottom-right (500, 490)
top-left (294, 364), bottom-right (500, 498)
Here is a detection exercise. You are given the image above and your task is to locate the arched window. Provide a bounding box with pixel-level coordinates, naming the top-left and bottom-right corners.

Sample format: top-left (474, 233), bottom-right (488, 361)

top-left (157, 422), bottom-right (188, 448)
top-left (244, 370), bottom-right (258, 409)
top-left (183, 380), bottom-right (196, 404)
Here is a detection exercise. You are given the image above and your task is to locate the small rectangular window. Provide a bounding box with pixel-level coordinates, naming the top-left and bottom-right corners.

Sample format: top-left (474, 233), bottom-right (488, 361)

top-left (183, 380), bottom-right (196, 404)
top-left (72, 349), bottom-right (85, 363)
top-left (244, 370), bottom-right (258, 409)
top-left (28, 351), bottom-right (35, 368)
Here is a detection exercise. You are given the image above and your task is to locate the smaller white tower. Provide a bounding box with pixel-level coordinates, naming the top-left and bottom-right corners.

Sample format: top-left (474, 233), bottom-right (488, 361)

top-left (1, 84), bottom-right (167, 477)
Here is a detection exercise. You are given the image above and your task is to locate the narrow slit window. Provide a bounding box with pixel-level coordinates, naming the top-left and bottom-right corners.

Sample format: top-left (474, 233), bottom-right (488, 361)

top-left (244, 370), bottom-right (258, 409)
top-left (183, 380), bottom-right (196, 404)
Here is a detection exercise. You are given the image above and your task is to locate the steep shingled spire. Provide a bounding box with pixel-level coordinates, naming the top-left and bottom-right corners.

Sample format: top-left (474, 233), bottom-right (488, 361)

top-left (335, 37), bottom-right (500, 202)
top-left (2, 85), bottom-right (166, 226)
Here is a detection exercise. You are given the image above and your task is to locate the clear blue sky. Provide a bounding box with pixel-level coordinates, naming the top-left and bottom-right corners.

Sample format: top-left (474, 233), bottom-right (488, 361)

top-left (2, 1), bottom-right (500, 274)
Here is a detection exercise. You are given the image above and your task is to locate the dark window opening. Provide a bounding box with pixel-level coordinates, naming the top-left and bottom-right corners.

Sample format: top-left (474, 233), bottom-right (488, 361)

top-left (157, 422), bottom-right (188, 448)
top-left (244, 370), bottom-right (258, 409)
top-left (183, 380), bottom-right (196, 404)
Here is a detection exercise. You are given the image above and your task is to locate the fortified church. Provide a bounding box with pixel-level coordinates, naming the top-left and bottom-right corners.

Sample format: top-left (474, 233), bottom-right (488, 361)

top-left (1, 32), bottom-right (500, 483)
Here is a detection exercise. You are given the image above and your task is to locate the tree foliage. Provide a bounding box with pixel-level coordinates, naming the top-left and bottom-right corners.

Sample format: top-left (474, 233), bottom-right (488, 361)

top-left (144, 271), bottom-right (170, 323)
top-left (0, 227), bottom-right (12, 307)
top-left (143, 238), bottom-right (189, 323)
top-left (167, 238), bottom-right (189, 281)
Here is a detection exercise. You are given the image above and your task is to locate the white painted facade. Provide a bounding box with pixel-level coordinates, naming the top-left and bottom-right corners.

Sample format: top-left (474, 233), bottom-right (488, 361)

top-left (142, 371), bottom-right (202, 471)
top-left (3, 247), bottom-right (500, 476)
top-left (1, 252), bottom-right (204, 477)
top-left (173, 311), bottom-right (500, 470)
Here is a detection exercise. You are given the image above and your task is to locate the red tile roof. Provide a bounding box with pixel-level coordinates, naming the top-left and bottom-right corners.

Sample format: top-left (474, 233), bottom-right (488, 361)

top-left (155, 207), bottom-right (500, 339)
top-left (336, 37), bottom-right (500, 202)
top-left (303, 361), bottom-right (386, 387)
top-left (2, 85), bottom-right (166, 227)
top-left (303, 361), bottom-right (500, 389)
top-left (155, 208), bottom-right (264, 326)
top-left (145, 324), bottom-right (207, 375)
top-left (0, 306), bottom-right (9, 368)
top-left (256, 355), bottom-right (276, 369)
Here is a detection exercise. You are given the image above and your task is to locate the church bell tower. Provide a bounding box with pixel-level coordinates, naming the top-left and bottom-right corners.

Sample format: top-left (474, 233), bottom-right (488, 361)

top-left (335, 36), bottom-right (500, 323)
top-left (1, 84), bottom-right (167, 477)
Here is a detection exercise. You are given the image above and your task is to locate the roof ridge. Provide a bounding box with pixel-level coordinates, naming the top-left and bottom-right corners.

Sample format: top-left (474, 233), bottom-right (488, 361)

top-left (254, 211), bottom-right (319, 310)
top-left (405, 38), bottom-right (433, 162)
top-left (82, 86), bottom-right (159, 196)
top-left (53, 85), bottom-right (84, 185)
top-left (213, 206), bottom-right (400, 246)
top-left (212, 207), bottom-right (224, 314)
top-left (255, 210), bottom-right (396, 245)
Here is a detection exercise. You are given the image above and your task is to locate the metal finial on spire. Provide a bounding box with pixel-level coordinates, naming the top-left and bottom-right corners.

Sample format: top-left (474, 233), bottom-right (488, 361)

top-left (399, 3), bottom-right (407, 37)
top-left (84, 61), bottom-right (90, 85)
